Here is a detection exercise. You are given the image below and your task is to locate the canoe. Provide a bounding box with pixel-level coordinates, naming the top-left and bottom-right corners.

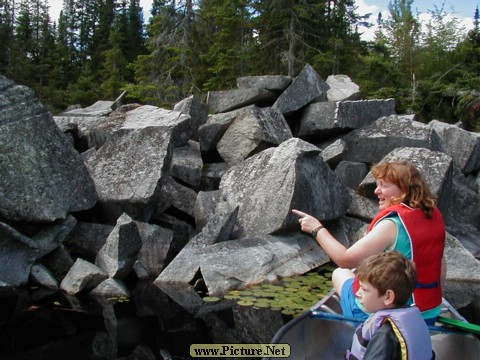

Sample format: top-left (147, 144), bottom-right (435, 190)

top-left (264, 289), bottom-right (480, 360)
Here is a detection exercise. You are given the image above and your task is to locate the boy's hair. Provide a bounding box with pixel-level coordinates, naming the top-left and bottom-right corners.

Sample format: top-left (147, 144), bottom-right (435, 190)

top-left (356, 251), bottom-right (417, 306)
top-left (371, 161), bottom-right (436, 218)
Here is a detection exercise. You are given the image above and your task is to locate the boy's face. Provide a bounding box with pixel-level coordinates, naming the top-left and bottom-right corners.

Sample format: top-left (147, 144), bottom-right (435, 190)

top-left (356, 280), bottom-right (390, 313)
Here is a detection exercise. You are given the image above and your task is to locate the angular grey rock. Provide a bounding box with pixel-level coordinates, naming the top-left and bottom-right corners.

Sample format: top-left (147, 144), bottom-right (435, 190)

top-left (0, 76), bottom-right (97, 222)
top-left (217, 105), bottom-right (293, 165)
top-left (158, 208), bottom-right (239, 280)
top-left (207, 88), bottom-right (278, 114)
top-left (444, 174), bottom-right (480, 232)
top-left (95, 213), bottom-right (143, 278)
top-left (429, 120), bottom-right (480, 175)
top-left (444, 175), bottom-right (480, 253)
top-left (199, 109), bottom-right (243, 152)
top-left (476, 171), bottom-right (480, 193)
top-left (194, 190), bottom-right (223, 232)
top-left (41, 244), bottom-right (75, 280)
top-left (335, 216), bottom-right (370, 246)
top-left (0, 221), bottom-right (41, 286)
top-left (334, 161), bottom-right (369, 190)
top-left (298, 99), bottom-right (396, 137)
top-left (326, 75), bottom-right (361, 101)
top-left (54, 101), bottom-right (136, 150)
top-left (236, 75), bottom-right (292, 91)
top-left (79, 103), bottom-right (142, 150)
top-left (135, 221), bottom-right (174, 277)
top-left (164, 232), bottom-right (329, 295)
top-left (200, 162), bottom-right (229, 191)
top-left (168, 232), bottom-right (330, 297)
top-left (121, 105), bottom-right (194, 147)
top-left (61, 100), bottom-right (115, 117)
top-left (170, 140), bottom-right (203, 189)
top-left (219, 137), bottom-right (351, 238)
top-left (32, 214), bottom-right (77, 256)
top-left (154, 209), bottom-right (239, 311)
top-left (358, 147), bottom-right (453, 214)
top-left (54, 114), bottom-right (108, 148)
top-left (84, 123), bottom-right (174, 222)
top-left (54, 101), bottom-right (137, 151)
top-left (343, 115), bottom-right (444, 164)
top-left (156, 175), bottom-right (198, 218)
top-left (446, 223), bottom-right (480, 258)
top-left (320, 139), bottom-right (348, 167)
top-left (174, 95), bottom-right (209, 142)
top-left (272, 64), bottom-right (329, 115)
top-left (64, 221), bottom-right (114, 261)
top-left (156, 206), bottom-right (330, 306)
top-left (60, 258), bottom-right (108, 295)
top-left (31, 263), bottom-right (59, 290)
top-left (345, 189), bottom-right (379, 222)
top-left (443, 233), bottom-right (480, 308)
top-left (90, 278), bottom-right (130, 298)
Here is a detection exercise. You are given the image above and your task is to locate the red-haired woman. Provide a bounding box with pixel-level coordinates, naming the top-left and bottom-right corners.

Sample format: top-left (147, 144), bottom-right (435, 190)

top-left (293, 161), bottom-right (446, 325)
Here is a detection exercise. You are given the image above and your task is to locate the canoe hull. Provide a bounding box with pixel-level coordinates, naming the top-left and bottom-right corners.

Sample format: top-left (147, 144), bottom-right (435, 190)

top-left (266, 289), bottom-right (480, 360)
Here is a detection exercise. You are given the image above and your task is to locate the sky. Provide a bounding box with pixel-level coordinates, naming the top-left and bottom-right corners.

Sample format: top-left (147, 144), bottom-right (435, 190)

top-left (48, 0), bottom-right (476, 41)
top-left (355, 0), bottom-right (477, 40)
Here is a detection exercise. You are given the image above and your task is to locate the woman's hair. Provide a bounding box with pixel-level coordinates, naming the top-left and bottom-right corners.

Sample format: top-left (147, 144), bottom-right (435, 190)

top-left (356, 251), bottom-right (417, 307)
top-left (371, 161), bottom-right (437, 218)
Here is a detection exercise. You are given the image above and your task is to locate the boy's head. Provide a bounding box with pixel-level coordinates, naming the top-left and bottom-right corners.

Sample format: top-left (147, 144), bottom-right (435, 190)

top-left (355, 251), bottom-right (417, 313)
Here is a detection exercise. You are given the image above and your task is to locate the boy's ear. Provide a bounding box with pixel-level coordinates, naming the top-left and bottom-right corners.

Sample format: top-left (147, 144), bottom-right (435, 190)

top-left (384, 289), bottom-right (396, 306)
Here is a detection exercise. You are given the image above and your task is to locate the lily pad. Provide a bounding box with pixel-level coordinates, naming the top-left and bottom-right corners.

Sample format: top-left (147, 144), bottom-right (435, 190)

top-left (203, 296), bottom-right (221, 302)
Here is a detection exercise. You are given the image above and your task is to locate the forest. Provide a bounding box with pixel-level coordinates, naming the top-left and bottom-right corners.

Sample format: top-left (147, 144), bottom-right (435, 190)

top-left (1, 0), bottom-right (479, 130)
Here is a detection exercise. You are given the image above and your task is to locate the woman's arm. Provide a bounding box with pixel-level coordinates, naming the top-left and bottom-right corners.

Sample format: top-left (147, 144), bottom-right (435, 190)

top-left (292, 209), bottom-right (396, 268)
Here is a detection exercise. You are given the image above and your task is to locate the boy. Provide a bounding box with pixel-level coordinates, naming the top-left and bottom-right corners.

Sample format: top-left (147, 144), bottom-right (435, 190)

top-left (346, 251), bottom-right (433, 360)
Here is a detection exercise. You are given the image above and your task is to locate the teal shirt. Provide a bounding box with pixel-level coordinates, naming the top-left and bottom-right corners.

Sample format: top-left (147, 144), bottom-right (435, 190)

top-left (386, 214), bottom-right (411, 258)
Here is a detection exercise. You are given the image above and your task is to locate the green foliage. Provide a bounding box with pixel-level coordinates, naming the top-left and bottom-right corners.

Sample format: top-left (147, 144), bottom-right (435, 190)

top-left (0, 0), bottom-right (478, 125)
top-left (454, 86), bottom-right (480, 132)
top-left (67, 69), bottom-right (101, 107)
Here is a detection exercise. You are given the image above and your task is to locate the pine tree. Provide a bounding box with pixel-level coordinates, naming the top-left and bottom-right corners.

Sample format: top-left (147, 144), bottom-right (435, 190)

top-left (0, 0), bottom-right (15, 75)
top-left (199, 0), bottom-right (254, 89)
top-left (100, 19), bottom-right (127, 99)
top-left (125, 0), bottom-right (146, 63)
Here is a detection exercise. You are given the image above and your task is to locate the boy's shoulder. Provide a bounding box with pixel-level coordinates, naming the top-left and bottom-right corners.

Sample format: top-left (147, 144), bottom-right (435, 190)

top-left (364, 322), bottom-right (401, 360)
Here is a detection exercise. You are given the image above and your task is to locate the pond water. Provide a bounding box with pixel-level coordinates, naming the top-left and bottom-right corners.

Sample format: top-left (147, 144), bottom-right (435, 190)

top-left (1, 266), bottom-right (477, 360)
top-left (0, 281), bottom-right (212, 359)
top-left (0, 267), bottom-right (336, 360)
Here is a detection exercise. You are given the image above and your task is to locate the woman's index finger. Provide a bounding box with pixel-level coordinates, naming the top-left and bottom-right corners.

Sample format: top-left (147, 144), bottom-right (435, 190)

top-left (292, 209), bottom-right (305, 217)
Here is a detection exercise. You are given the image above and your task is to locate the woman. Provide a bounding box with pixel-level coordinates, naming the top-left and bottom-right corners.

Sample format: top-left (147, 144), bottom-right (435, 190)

top-left (292, 161), bottom-right (446, 325)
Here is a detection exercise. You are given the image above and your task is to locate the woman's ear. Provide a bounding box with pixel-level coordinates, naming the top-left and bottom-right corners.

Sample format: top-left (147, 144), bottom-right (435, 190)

top-left (384, 289), bottom-right (396, 306)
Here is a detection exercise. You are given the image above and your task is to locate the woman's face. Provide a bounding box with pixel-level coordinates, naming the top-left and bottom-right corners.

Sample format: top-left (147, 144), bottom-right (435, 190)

top-left (374, 178), bottom-right (404, 211)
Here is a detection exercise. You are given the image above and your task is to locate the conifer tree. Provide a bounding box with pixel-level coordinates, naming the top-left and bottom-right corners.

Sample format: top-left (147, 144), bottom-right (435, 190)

top-left (0, 0), bottom-right (15, 75)
top-left (101, 19), bottom-right (127, 99)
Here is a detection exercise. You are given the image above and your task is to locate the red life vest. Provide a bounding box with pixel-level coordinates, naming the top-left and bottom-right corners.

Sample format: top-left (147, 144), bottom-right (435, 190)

top-left (353, 203), bottom-right (445, 312)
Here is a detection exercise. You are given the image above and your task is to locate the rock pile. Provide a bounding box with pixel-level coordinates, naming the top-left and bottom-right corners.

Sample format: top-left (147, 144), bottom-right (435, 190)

top-left (1, 63), bottom-right (480, 354)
